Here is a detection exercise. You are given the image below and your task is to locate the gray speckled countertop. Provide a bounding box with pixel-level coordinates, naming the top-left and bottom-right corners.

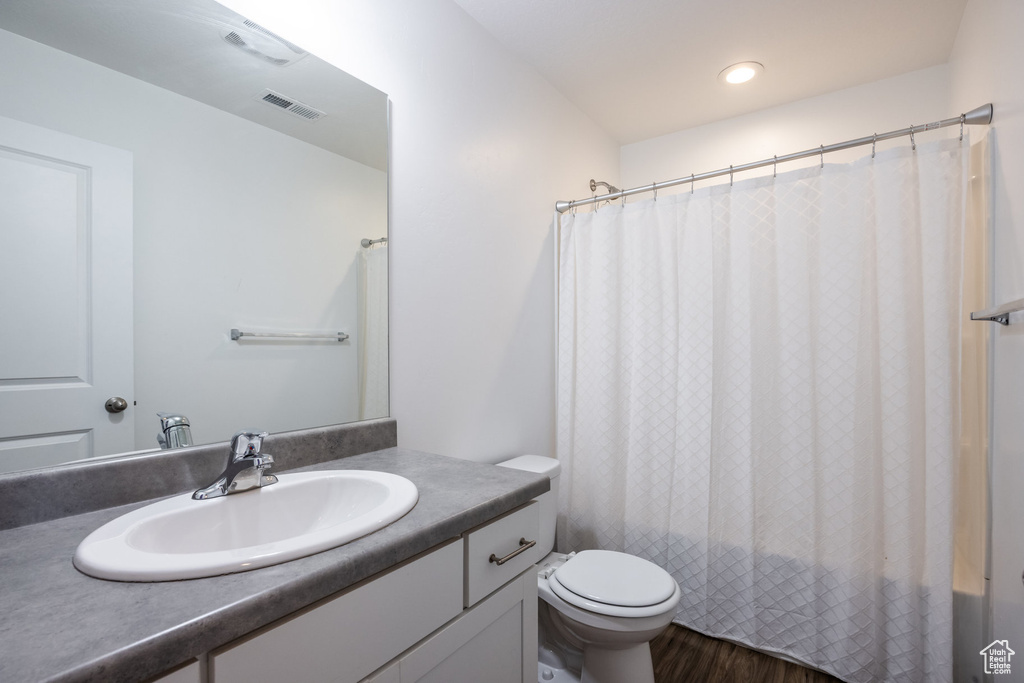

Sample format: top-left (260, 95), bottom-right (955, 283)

top-left (0, 447), bottom-right (549, 683)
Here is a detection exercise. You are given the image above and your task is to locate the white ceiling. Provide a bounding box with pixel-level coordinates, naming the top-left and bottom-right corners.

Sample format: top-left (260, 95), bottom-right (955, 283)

top-left (453, 0), bottom-right (968, 144)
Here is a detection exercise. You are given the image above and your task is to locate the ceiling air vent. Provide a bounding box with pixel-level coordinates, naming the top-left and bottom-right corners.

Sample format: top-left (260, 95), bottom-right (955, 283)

top-left (256, 89), bottom-right (326, 122)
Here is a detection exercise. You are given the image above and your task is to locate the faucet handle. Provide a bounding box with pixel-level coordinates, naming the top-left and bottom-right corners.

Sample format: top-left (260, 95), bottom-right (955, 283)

top-left (230, 430), bottom-right (269, 458)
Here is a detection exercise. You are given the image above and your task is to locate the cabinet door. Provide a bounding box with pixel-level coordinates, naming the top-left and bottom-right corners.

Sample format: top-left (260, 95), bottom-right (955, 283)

top-left (400, 570), bottom-right (537, 683)
top-left (147, 660), bottom-right (201, 683)
top-left (211, 540), bottom-right (463, 683)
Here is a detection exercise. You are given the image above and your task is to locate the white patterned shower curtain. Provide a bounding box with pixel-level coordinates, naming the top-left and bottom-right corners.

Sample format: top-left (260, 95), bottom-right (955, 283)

top-left (358, 243), bottom-right (389, 419)
top-left (556, 138), bottom-right (967, 683)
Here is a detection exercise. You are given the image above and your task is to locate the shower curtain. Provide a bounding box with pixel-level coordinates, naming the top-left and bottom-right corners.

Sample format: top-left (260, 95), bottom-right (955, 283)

top-left (358, 242), bottom-right (388, 419)
top-left (556, 137), bottom-right (968, 683)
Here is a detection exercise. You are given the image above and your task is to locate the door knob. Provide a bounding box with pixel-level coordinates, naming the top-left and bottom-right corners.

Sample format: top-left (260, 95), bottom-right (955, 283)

top-left (105, 397), bottom-right (128, 414)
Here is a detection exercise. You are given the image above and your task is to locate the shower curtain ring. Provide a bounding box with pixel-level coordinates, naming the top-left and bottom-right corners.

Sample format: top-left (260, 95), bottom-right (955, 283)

top-left (960, 114), bottom-right (966, 142)
top-left (691, 173), bottom-right (695, 194)
top-left (820, 145), bottom-right (824, 168)
top-left (621, 191), bottom-right (626, 207)
top-left (872, 133), bottom-right (877, 159)
top-left (729, 165), bottom-right (733, 186)
top-left (653, 182), bottom-right (658, 201)
top-left (910, 125), bottom-right (916, 151)
top-left (773, 155), bottom-right (777, 178)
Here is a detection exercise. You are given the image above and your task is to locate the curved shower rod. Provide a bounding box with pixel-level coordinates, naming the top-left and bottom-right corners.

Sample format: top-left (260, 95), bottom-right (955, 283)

top-left (556, 103), bottom-right (993, 214)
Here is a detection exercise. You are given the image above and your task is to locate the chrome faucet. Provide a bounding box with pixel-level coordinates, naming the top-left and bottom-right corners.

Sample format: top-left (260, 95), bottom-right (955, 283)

top-left (192, 430), bottom-right (279, 500)
top-left (157, 413), bottom-right (193, 449)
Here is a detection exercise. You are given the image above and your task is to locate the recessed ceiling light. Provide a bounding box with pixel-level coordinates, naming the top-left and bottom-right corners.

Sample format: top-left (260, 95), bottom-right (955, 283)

top-left (719, 62), bottom-right (764, 85)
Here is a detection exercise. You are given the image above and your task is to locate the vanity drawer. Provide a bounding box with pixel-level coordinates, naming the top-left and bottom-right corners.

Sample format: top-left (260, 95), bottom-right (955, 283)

top-left (210, 539), bottom-right (463, 683)
top-left (463, 501), bottom-right (540, 607)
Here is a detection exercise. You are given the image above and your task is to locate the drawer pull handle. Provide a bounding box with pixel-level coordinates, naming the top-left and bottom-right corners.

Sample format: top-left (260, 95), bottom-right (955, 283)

top-left (489, 538), bottom-right (536, 566)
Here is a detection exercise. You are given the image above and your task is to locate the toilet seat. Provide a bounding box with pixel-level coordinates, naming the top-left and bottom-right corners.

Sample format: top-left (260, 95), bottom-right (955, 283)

top-left (547, 550), bottom-right (681, 618)
top-left (538, 573), bottom-right (680, 633)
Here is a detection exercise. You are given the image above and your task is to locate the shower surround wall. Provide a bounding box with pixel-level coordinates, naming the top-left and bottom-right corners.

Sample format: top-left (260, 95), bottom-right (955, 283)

top-left (951, 0), bottom-right (1024, 671)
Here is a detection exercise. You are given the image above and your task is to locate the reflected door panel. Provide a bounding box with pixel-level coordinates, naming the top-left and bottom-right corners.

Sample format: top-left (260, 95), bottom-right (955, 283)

top-left (0, 115), bottom-right (133, 472)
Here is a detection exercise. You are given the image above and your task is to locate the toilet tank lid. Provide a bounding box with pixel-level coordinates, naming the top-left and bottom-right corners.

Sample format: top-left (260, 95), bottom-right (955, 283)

top-left (496, 455), bottom-right (561, 479)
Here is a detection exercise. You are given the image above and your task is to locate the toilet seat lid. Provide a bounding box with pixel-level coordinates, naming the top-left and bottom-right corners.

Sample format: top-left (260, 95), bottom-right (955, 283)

top-left (552, 550), bottom-right (676, 608)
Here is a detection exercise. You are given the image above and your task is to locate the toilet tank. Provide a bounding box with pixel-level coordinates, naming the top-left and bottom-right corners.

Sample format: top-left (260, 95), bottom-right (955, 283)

top-left (497, 455), bottom-right (560, 556)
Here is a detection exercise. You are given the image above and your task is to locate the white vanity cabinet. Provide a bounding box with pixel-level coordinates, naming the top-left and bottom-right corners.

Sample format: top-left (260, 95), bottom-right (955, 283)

top-left (203, 501), bottom-right (540, 683)
top-left (390, 569), bottom-right (537, 683)
top-left (149, 660), bottom-right (201, 683)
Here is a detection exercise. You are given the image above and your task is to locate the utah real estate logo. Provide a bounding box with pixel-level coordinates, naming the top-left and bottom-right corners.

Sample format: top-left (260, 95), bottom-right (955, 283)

top-left (980, 640), bottom-right (1015, 675)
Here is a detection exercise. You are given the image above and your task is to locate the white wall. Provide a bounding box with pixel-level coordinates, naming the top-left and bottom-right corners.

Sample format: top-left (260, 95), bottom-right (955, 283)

top-left (622, 65), bottom-right (952, 190)
top-left (0, 28), bottom-right (385, 451)
top-left (950, 0), bottom-right (1024, 662)
top-left (218, 0), bottom-right (620, 462)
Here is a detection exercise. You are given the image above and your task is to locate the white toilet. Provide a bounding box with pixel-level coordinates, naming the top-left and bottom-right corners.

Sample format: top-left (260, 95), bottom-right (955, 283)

top-left (498, 456), bottom-right (681, 683)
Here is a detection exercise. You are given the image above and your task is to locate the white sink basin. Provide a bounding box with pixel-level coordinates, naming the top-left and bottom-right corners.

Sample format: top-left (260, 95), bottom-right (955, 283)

top-left (74, 470), bottom-right (418, 582)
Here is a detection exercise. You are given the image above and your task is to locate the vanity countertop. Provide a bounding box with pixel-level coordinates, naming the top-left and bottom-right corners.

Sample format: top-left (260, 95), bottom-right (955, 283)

top-left (0, 447), bottom-right (549, 683)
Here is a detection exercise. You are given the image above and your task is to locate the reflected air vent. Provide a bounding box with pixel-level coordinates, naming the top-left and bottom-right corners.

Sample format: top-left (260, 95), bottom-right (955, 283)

top-left (256, 89), bottom-right (326, 122)
top-left (221, 20), bottom-right (307, 67)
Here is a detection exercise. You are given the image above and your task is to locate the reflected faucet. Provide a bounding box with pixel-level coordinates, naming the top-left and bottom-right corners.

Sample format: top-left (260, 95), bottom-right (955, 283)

top-left (192, 430), bottom-right (278, 500)
top-left (157, 413), bottom-right (193, 449)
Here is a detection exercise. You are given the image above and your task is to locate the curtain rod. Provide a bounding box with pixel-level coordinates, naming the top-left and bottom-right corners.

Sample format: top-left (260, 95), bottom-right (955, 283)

top-left (555, 103), bottom-right (993, 214)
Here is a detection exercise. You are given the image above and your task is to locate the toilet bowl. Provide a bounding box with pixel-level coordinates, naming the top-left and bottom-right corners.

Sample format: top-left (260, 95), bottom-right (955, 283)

top-left (498, 456), bottom-right (680, 683)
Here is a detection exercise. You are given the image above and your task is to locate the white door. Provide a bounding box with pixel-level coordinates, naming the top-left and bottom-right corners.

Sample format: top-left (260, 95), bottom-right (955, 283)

top-left (0, 115), bottom-right (133, 473)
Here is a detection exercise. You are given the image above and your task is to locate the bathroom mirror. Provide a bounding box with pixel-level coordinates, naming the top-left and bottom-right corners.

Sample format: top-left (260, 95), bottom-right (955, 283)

top-left (0, 0), bottom-right (389, 474)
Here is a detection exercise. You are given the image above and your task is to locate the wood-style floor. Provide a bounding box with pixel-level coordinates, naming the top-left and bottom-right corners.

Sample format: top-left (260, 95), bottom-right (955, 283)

top-left (651, 624), bottom-right (845, 683)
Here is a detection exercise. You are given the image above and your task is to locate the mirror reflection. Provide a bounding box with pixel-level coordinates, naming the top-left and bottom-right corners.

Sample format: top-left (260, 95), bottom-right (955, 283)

top-left (0, 0), bottom-right (389, 474)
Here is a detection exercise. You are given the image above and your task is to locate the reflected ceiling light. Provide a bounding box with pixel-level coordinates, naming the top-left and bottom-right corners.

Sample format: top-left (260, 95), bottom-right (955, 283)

top-left (719, 61), bottom-right (764, 85)
top-left (221, 18), bottom-right (307, 66)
